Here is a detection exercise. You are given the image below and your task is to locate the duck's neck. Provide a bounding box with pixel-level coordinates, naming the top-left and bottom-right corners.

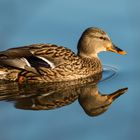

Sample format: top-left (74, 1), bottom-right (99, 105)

top-left (77, 51), bottom-right (99, 58)
top-left (77, 46), bottom-right (102, 74)
top-left (77, 34), bottom-right (103, 77)
top-left (78, 52), bottom-right (102, 71)
top-left (77, 41), bottom-right (100, 60)
top-left (77, 36), bottom-right (99, 58)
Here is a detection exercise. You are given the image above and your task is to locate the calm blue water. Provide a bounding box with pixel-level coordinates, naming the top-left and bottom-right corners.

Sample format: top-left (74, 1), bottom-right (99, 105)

top-left (0, 0), bottom-right (139, 140)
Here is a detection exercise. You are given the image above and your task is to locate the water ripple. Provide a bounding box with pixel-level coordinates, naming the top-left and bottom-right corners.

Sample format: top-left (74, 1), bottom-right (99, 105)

top-left (101, 65), bottom-right (118, 82)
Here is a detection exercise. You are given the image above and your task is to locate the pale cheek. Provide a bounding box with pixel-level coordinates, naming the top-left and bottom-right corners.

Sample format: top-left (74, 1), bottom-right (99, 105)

top-left (97, 46), bottom-right (106, 53)
top-left (102, 46), bottom-right (107, 52)
top-left (106, 42), bottom-right (113, 48)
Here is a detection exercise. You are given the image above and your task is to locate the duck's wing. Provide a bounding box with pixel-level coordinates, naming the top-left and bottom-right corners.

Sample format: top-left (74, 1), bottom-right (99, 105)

top-left (0, 44), bottom-right (76, 73)
top-left (0, 45), bottom-right (56, 73)
top-left (22, 44), bottom-right (76, 65)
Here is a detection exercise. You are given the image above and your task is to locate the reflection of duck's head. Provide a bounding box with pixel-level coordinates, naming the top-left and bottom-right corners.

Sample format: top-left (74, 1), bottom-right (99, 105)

top-left (78, 27), bottom-right (127, 58)
top-left (78, 85), bottom-right (128, 117)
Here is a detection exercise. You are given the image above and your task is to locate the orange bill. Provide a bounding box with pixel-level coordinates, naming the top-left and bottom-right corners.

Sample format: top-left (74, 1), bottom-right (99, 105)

top-left (107, 44), bottom-right (127, 55)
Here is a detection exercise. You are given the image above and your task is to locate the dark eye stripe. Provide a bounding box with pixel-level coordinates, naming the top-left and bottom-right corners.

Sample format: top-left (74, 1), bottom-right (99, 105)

top-left (85, 34), bottom-right (109, 41)
top-left (99, 36), bottom-right (108, 40)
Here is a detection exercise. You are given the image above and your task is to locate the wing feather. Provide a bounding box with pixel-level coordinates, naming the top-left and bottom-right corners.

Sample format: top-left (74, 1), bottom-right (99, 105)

top-left (0, 47), bottom-right (55, 73)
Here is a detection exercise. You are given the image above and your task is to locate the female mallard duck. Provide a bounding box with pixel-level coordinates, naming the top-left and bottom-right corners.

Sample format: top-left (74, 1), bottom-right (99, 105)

top-left (0, 27), bottom-right (126, 83)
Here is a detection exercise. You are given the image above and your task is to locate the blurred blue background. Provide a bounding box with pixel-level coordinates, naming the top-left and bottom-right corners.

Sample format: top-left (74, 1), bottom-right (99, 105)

top-left (0, 0), bottom-right (140, 140)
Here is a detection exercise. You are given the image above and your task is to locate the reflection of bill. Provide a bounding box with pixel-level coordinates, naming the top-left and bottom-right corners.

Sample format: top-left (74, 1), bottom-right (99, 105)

top-left (78, 85), bottom-right (128, 116)
top-left (0, 76), bottom-right (128, 117)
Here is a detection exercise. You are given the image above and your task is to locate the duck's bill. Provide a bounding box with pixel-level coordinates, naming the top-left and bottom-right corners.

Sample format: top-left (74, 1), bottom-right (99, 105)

top-left (107, 44), bottom-right (127, 55)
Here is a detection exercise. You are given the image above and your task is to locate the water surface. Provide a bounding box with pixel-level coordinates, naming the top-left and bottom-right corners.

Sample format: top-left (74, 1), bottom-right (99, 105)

top-left (0, 0), bottom-right (139, 140)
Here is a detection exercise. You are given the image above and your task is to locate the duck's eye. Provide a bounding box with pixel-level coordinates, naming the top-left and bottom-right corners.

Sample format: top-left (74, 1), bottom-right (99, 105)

top-left (99, 37), bottom-right (107, 40)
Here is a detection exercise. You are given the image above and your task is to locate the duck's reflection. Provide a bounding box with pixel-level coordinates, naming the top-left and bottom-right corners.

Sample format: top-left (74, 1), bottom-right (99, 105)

top-left (0, 74), bottom-right (128, 117)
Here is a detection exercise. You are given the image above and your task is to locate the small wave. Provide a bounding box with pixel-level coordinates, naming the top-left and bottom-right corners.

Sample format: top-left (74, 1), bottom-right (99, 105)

top-left (100, 65), bottom-right (118, 82)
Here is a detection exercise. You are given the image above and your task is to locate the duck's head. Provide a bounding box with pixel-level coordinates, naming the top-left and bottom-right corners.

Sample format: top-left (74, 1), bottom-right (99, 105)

top-left (77, 27), bottom-right (127, 58)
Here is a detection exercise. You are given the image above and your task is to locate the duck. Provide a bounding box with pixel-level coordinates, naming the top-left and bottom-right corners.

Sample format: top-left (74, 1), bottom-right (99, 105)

top-left (0, 27), bottom-right (127, 83)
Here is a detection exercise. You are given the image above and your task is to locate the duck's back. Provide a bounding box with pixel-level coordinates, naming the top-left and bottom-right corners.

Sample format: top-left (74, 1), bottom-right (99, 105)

top-left (0, 44), bottom-right (76, 65)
